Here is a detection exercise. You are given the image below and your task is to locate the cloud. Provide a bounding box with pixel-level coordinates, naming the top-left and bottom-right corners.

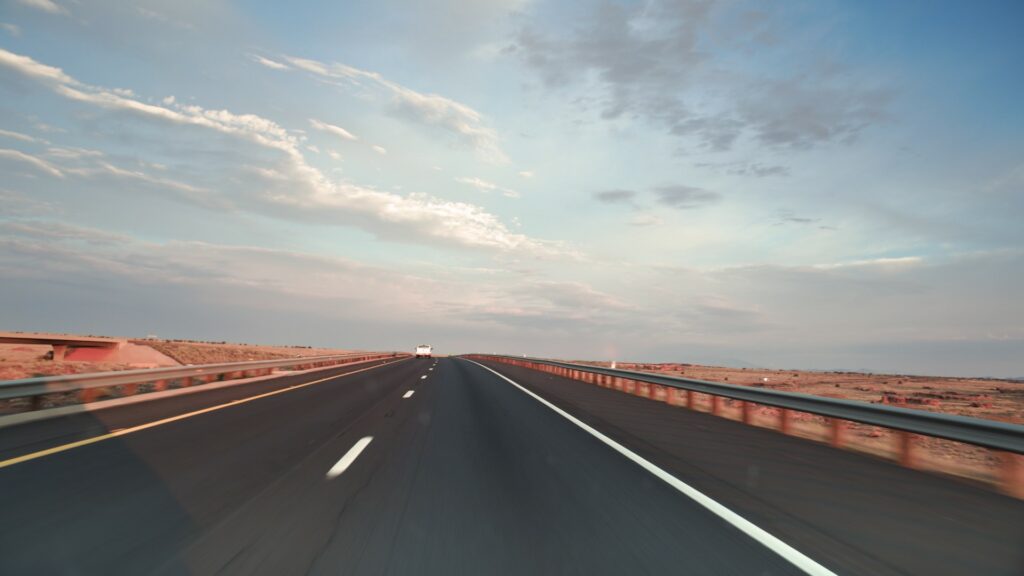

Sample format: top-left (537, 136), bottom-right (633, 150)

top-left (65, 160), bottom-right (218, 206)
top-left (593, 189), bottom-right (637, 204)
top-left (276, 54), bottom-right (508, 163)
top-left (0, 220), bottom-right (130, 245)
top-left (696, 161), bottom-right (790, 178)
top-left (250, 54), bottom-right (289, 70)
top-left (309, 118), bottom-right (358, 141)
top-left (0, 48), bottom-right (567, 256)
top-left (0, 189), bottom-right (54, 216)
top-left (773, 209), bottom-right (820, 226)
top-left (511, 1), bottom-right (889, 151)
top-left (0, 128), bottom-right (41, 143)
top-left (371, 144), bottom-right (387, 155)
top-left (0, 48), bottom-right (77, 85)
top-left (0, 148), bottom-right (64, 177)
top-left (16, 0), bottom-right (67, 16)
top-left (1, 23), bottom-right (20, 37)
top-left (518, 170), bottom-right (534, 179)
top-left (812, 256), bottom-right (923, 270)
top-left (0, 223), bottom-right (571, 335)
top-left (0, 143), bottom-right (219, 207)
top-left (455, 176), bottom-right (519, 198)
top-left (653, 185), bottom-right (720, 209)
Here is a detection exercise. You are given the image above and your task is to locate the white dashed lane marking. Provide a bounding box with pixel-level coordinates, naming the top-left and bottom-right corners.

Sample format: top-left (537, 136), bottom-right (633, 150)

top-left (326, 436), bottom-right (374, 479)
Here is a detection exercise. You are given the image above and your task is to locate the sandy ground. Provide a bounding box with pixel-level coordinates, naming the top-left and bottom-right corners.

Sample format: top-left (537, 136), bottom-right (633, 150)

top-left (576, 360), bottom-right (1023, 484)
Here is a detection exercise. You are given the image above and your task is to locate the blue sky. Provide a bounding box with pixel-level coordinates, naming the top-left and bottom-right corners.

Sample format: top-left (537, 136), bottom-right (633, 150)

top-left (1, 0), bottom-right (1022, 376)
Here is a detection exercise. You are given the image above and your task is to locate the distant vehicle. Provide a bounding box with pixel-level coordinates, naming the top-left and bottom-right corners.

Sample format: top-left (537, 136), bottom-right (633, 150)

top-left (415, 344), bottom-right (432, 358)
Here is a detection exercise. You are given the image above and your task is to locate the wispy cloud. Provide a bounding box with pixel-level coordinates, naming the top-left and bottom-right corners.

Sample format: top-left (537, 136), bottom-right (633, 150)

top-left (0, 220), bottom-right (130, 245)
top-left (455, 176), bottom-right (519, 198)
top-left (593, 189), bottom-right (637, 205)
top-left (276, 54), bottom-right (508, 163)
top-left (16, 0), bottom-right (68, 16)
top-left (309, 118), bottom-right (358, 141)
top-left (0, 128), bottom-right (41, 143)
top-left (0, 189), bottom-right (54, 216)
top-left (695, 161), bottom-right (790, 178)
top-left (0, 47), bottom-right (567, 257)
top-left (653, 185), bottom-right (720, 209)
top-left (0, 23), bottom-right (20, 37)
top-left (0, 148), bottom-right (64, 178)
top-left (250, 54), bottom-right (288, 70)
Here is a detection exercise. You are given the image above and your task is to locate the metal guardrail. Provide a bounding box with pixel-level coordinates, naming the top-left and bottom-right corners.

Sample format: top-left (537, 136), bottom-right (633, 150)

top-left (0, 352), bottom-right (406, 405)
top-left (473, 354), bottom-right (1024, 496)
top-left (471, 355), bottom-right (1024, 456)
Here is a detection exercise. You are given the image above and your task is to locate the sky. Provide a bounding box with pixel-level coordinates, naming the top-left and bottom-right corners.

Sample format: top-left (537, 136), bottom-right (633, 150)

top-left (1, 0), bottom-right (1022, 377)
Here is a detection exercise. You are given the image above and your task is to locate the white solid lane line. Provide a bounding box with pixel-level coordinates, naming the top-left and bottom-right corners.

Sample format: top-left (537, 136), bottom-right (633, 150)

top-left (403, 390), bottom-right (415, 399)
top-left (463, 359), bottom-right (837, 576)
top-left (420, 375), bottom-right (427, 379)
top-left (326, 436), bottom-right (374, 479)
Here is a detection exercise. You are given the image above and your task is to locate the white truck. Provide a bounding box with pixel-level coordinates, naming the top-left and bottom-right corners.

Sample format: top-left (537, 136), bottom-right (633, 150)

top-left (415, 344), bottom-right (433, 358)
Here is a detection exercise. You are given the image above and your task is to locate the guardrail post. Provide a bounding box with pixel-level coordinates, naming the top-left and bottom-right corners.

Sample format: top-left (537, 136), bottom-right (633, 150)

top-left (710, 395), bottom-right (721, 415)
top-left (686, 390), bottom-right (694, 409)
top-left (779, 409), bottom-right (791, 434)
top-left (122, 383), bottom-right (138, 396)
top-left (741, 401), bottom-right (752, 424)
top-left (997, 451), bottom-right (1024, 498)
top-left (829, 418), bottom-right (846, 448)
top-left (896, 431), bottom-right (915, 467)
top-left (153, 379), bottom-right (168, 392)
top-left (668, 388), bottom-right (682, 406)
top-left (31, 395), bottom-right (43, 411)
top-left (180, 376), bottom-right (191, 387)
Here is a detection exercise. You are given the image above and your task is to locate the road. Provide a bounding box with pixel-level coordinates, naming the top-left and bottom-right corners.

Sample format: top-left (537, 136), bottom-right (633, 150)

top-left (0, 357), bottom-right (1021, 575)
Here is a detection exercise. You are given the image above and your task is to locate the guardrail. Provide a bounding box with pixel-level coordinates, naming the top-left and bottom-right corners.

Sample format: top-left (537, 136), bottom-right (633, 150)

top-left (469, 354), bottom-right (1024, 497)
top-left (1, 352), bottom-right (407, 409)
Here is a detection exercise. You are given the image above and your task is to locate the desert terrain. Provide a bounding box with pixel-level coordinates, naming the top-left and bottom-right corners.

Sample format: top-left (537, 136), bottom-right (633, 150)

top-left (0, 335), bottom-right (353, 381)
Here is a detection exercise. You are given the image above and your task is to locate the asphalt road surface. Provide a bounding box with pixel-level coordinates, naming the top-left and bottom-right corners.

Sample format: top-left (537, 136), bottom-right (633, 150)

top-left (0, 357), bottom-right (1021, 575)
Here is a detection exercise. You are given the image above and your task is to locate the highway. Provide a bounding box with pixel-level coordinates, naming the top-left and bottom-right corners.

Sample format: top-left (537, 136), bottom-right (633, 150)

top-left (0, 357), bottom-right (1021, 575)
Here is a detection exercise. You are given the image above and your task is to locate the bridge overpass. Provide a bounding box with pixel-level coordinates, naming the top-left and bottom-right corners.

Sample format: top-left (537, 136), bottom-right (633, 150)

top-left (0, 331), bottom-right (124, 361)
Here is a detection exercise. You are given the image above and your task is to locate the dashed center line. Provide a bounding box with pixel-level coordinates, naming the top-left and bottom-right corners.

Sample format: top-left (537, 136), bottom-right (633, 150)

top-left (326, 436), bottom-right (374, 479)
top-left (402, 390), bottom-right (415, 399)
